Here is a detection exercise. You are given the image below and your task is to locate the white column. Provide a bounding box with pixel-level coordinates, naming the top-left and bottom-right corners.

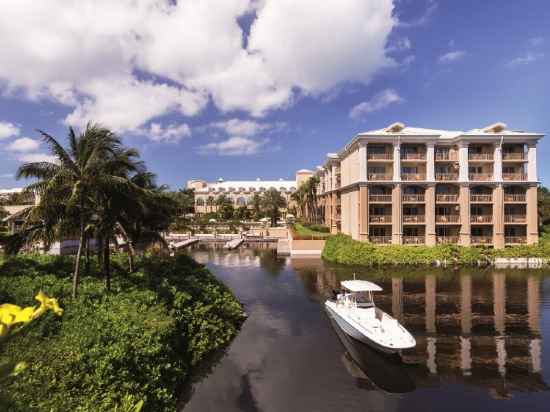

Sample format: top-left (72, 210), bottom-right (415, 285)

top-left (458, 141), bottom-right (469, 182)
top-left (331, 164), bottom-right (338, 190)
top-left (393, 141), bottom-right (401, 181)
top-left (528, 142), bottom-right (538, 181)
top-left (494, 141), bottom-right (503, 182)
top-left (359, 142), bottom-right (367, 181)
top-left (426, 142), bottom-right (435, 181)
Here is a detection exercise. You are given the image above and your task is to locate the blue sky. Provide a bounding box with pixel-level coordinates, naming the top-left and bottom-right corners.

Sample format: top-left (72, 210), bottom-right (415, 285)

top-left (0, 0), bottom-right (548, 190)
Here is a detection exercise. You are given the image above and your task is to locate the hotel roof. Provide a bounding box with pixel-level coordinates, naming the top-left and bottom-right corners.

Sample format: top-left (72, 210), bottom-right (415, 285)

top-left (194, 179), bottom-right (296, 193)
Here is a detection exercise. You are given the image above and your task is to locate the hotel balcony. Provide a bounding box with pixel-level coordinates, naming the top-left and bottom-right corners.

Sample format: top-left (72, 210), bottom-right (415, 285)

top-left (403, 236), bottom-right (425, 245)
top-left (503, 152), bottom-right (526, 161)
top-left (401, 152), bottom-right (426, 161)
top-left (436, 235), bottom-right (459, 244)
top-left (435, 215), bottom-right (460, 223)
top-left (469, 153), bottom-right (494, 161)
top-left (471, 236), bottom-right (493, 245)
top-left (505, 236), bottom-right (527, 244)
top-left (367, 153), bottom-right (393, 161)
top-left (436, 194), bottom-right (459, 203)
top-left (504, 193), bottom-right (526, 202)
top-left (367, 173), bottom-right (392, 181)
top-left (469, 173), bottom-right (493, 181)
top-left (503, 172), bottom-right (527, 181)
top-left (435, 173), bottom-right (458, 181)
top-left (435, 151), bottom-right (458, 161)
top-left (369, 236), bottom-right (392, 244)
top-left (369, 194), bottom-right (392, 203)
top-left (369, 215), bottom-right (392, 224)
top-left (403, 215), bottom-right (425, 224)
top-left (402, 194), bottom-right (425, 202)
top-left (470, 194), bottom-right (492, 202)
top-left (471, 215), bottom-right (492, 224)
top-left (504, 214), bottom-right (527, 223)
top-left (401, 173), bottom-right (425, 181)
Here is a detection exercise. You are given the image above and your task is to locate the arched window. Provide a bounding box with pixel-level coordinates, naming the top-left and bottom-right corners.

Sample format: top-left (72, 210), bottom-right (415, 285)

top-left (236, 197), bottom-right (246, 206)
top-left (196, 198), bottom-right (205, 206)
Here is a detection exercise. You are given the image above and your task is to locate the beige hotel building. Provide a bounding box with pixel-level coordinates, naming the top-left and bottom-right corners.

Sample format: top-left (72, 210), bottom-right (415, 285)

top-left (314, 122), bottom-right (543, 248)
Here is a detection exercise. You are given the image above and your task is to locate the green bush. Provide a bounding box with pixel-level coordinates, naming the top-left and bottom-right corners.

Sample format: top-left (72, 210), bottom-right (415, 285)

top-left (322, 234), bottom-right (550, 267)
top-left (291, 223), bottom-right (331, 240)
top-left (0, 253), bottom-right (244, 411)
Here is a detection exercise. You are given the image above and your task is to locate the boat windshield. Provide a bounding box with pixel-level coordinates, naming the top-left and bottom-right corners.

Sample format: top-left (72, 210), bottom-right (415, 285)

top-left (354, 291), bottom-right (374, 308)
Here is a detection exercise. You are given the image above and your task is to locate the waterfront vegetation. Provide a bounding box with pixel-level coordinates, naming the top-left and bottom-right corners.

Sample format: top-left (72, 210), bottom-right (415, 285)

top-left (0, 253), bottom-right (244, 411)
top-left (291, 222), bottom-right (331, 240)
top-left (322, 233), bottom-right (550, 267)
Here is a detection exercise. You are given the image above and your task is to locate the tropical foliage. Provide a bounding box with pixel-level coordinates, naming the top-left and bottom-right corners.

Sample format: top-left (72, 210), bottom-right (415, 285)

top-left (3, 124), bottom-right (176, 298)
top-left (260, 188), bottom-right (286, 226)
top-left (291, 176), bottom-right (320, 224)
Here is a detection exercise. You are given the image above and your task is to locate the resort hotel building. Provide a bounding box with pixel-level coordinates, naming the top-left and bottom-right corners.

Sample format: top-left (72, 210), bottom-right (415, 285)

top-left (188, 169), bottom-right (313, 214)
top-left (314, 122), bottom-right (543, 248)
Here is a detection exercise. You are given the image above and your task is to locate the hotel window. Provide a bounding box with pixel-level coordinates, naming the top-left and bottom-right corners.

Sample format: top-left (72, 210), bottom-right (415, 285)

top-left (369, 166), bottom-right (386, 174)
top-left (469, 166), bottom-right (483, 174)
top-left (402, 166), bottom-right (418, 174)
top-left (372, 206), bottom-right (387, 215)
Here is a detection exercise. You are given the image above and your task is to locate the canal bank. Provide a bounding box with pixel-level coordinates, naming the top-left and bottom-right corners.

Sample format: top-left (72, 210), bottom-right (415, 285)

top-left (180, 243), bottom-right (550, 412)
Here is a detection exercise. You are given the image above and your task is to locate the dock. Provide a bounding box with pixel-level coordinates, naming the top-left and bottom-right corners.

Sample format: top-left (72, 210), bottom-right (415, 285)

top-left (170, 238), bottom-right (199, 250)
top-left (276, 238), bottom-right (290, 256)
top-left (224, 238), bottom-right (244, 250)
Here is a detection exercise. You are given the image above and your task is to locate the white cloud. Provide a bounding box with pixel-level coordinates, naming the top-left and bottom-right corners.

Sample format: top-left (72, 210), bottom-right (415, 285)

top-left (198, 136), bottom-right (270, 156)
top-left (506, 52), bottom-right (544, 67)
top-left (528, 36), bottom-right (544, 47)
top-left (141, 122), bottom-right (192, 143)
top-left (387, 37), bottom-right (412, 53)
top-left (438, 50), bottom-right (466, 64)
top-left (209, 118), bottom-right (274, 137)
top-left (0, 121), bottom-right (20, 140)
top-left (397, 0), bottom-right (438, 28)
top-left (0, 0), bottom-right (397, 126)
top-left (5, 137), bottom-right (40, 152)
top-left (15, 153), bottom-right (57, 163)
top-left (349, 89), bottom-right (404, 119)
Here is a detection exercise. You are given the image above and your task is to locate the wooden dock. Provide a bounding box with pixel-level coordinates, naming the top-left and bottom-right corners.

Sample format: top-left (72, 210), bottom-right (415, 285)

top-left (170, 238), bottom-right (199, 250)
top-left (224, 238), bottom-right (244, 250)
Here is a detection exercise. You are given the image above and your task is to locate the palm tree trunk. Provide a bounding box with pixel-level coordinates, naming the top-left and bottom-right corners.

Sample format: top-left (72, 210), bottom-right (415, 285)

top-left (84, 235), bottom-right (90, 275)
top-left (103, 240), bottom-right (111, 291)
top-left (127, 240), bottom-right (135, 273)
top-left (72, 205), bottom-right (85, 299)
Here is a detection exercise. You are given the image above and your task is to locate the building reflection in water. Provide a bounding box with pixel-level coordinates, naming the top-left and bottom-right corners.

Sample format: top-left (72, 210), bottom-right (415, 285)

top-left (292, 259), bottom-right (548, 399)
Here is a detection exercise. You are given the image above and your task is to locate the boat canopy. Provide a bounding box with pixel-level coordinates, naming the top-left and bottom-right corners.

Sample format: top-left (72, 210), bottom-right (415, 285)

top-left (341, 280), bottom-right (382, 292)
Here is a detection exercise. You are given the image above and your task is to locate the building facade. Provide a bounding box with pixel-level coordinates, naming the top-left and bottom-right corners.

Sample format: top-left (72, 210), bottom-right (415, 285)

top-left (314, 122), bottom-right (542, 248)
top-left (188, 169), bottom-right (313, 214)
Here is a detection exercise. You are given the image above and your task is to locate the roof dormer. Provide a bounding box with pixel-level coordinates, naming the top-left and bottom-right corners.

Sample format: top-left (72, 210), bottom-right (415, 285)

top-left (482, 122), bottom-right (507, 133)
top-left (385, 122), bottom-right (405, 133)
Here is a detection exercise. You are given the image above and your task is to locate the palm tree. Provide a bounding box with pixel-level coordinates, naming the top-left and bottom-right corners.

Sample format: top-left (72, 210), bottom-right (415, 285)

top-left (206, 196), bottom-right (215, 214)
top-left (251, 193), bottom-right (263, 220)
top-left (290, 186), bottom-right (307, 220)
top-left (261, 188), bottom-right (286, 226)
top-left (15, 124), bottom-right (131, 298)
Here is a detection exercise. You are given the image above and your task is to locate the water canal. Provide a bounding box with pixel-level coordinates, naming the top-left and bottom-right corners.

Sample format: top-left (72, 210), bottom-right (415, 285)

top-left (180, 243), bottom-right (550, 412)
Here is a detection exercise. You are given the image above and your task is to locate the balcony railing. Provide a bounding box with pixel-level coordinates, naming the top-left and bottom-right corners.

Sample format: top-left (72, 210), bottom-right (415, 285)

top-left (436, 215), bottom-right (460, 223)
top-left (505, 236), bottom-right (527, 244)
top-left (401, 152), bottom-right (426, 160)
top-left (369, 194), bottom-right (392, 202)
top-left (504, 214), bottom-right (526, 223)
top-left (367, 173), bottom-right (392, 181)
top-left (369, 215), bottom-right (392, 223)
top-left (403, 236), bottom-right (425, 245)
top-left (401, 173), bottom-right (425, 181)
top-left (503, 152), bottom-right (525, 161)
top-left (436, 236), bottom-right (459, 244)
top-left (472, 236), bottom-right (493, 245)
top-left (402, 194), bottom-right (425, 202)
top-left (367, 153), bottom-right (392, 160)
top-left (369, 236), bottom-right (392, 244)
top-left (469, 153), bottom-right (494, 161)
top-left (435, 152), bottom-right (458, 161)
top-left (436, 194), bottom-right (459, 202)
top-left (469, 173), bottom-right (493, 181)
top-left (470, 194), bottom-right (492, 202)
top-left (471, 215), bottom-right (492, 223)
top-left (435, 173), bottom-right (458, 181)
top-left (403, 215), bottom-right (425, 224)
top-left (504, 194), bottom-right (526, 202)
top-left (503, 173), bottom-right (527, 181)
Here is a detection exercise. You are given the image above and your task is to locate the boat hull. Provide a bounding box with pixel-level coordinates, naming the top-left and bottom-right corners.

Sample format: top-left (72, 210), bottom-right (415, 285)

top-left (325, 303), bottom-right (411, 354)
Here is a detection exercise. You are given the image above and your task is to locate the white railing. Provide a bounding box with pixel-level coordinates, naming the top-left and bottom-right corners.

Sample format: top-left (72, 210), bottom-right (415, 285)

top-left (369, 194), bottom-right (392, 202)
top-left (402, 194), bottom-right (425, 202)
top-left (369, 236), bottom-right (392, 244)
top-left (470, 194), bottom-right (492, 202)
top-left (403, 236), bottom-right (425, 245)
top-left (370, 215), bottom-right (392, 223)
top-left (436, 215), bottom-right (460, 223)
top-left (436, 194), bottom-right (459, 202)
top-left (403, 215), bottom-right (425, 223)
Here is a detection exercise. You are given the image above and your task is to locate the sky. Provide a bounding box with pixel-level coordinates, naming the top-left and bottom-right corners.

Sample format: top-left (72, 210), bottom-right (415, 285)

top-left (0, 0), bottom-right (548, 190)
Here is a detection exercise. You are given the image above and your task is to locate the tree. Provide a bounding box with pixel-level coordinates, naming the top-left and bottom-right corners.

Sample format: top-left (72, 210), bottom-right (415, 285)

top-left (235, 205), bottom-right (251, 221)
top-left (261, 188), bottom-right (286, 226)
top-left (168, 188), bottom-right (194, 216)
top-left (215, 194), bottom-right (234, 220)
top-left (538, 186), bottom-right (550, 233)
top-left (251, 193), bottom-right (263, 220)
top-left (206, 196), bottom-right (215, 213)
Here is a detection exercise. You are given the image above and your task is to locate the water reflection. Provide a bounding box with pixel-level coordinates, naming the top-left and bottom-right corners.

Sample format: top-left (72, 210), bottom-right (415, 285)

top-left (293, 260), bottom-right (549, 399)
top-left (182, 245), bottom-right (550, 411)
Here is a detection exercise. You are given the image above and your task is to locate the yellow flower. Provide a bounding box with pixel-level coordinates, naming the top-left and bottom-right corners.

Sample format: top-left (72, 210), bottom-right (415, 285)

top-left (0, 292), bottom-right (63, 339)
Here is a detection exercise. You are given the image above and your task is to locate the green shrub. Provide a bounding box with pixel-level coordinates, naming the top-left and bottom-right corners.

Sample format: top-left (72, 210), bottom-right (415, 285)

top-left (0, 253), bottom-right (244, 411)
top-left (291, 223), bottom-right (331, 239)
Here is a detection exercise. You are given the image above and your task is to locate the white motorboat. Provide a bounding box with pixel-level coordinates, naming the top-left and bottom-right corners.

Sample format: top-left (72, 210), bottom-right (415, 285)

top-left (325, 279), bottom-right (416, 354)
